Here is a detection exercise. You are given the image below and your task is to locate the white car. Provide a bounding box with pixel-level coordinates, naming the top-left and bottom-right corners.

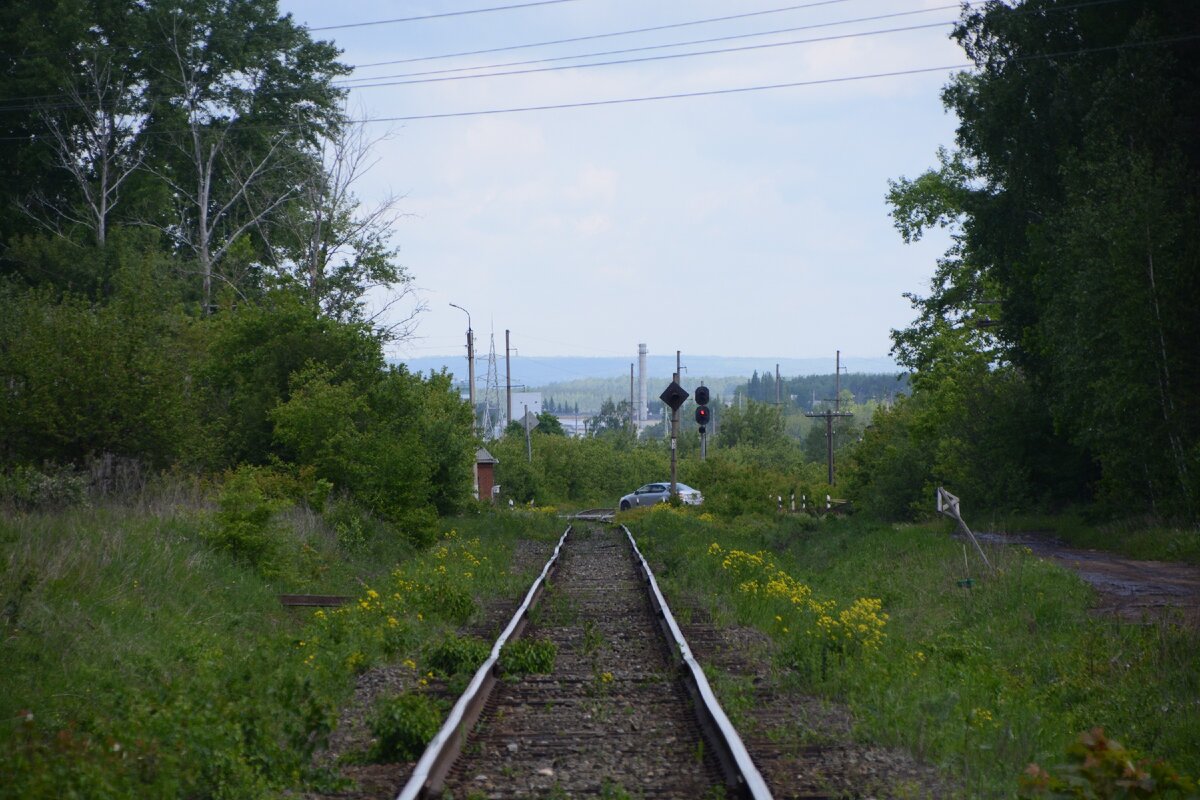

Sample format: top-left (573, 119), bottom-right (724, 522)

top-left (618, 482), bottom-right (703, 511)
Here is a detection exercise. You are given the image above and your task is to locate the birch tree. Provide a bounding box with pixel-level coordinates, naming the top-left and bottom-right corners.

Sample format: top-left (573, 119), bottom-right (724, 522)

top-left (269, 119), bottom-right (422, 339)
top-left (141, 0), bottom-right (346, 313)
top-left (31, 51), bottom-right (144, 247)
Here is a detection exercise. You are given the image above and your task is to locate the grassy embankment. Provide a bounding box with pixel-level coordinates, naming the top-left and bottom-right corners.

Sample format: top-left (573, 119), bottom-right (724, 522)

top-left (629, 505), bottom-right (1200, 798)
top-left (0, 489), bottom-right (564, 799)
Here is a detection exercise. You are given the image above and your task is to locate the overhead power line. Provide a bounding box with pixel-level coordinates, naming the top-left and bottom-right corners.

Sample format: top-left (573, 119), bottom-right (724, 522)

top-left (349, 0), bottom-right (862, 69)
top-left (350, 62), bottom-right (972, 122)
top-left (338, 21), bottom-right (958, 91)
top-left (338, 5), bottom-right (963, 83)
top-left (0, 16), bottom-right (955, 113)
top-left (307, 0), bottom-right (585, 32)
top-left (1, 28), bottom-right (1195, 138)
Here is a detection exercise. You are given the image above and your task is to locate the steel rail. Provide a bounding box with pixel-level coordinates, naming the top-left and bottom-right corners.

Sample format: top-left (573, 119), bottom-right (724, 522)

top-left (395, 524), bottom-right (573, 800)
top-left (397, 520), bottom-right (771, 799)
top-left (623, 524), bottom-right (774, 800)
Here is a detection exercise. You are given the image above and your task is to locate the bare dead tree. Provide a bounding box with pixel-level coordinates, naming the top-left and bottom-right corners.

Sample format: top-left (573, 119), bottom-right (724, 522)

top-left (266, 116), bottom-right (424, 340)
top-left (144, 13), bottom-right (305, 314)
top-left (27, 52), bottom-right (144, 246)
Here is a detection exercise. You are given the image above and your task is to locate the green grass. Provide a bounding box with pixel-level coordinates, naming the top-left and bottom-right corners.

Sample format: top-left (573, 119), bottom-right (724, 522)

top-left (0, 499), bottom-right (564, 799)
top-left (629, 506), bottom-right (1200, 798)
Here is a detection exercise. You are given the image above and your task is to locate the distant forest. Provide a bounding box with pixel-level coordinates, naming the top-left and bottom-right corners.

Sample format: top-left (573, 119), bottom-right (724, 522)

top-left (736, 371), bottom-right (908, 410)
top-left (537, 373), bottom-right (906, 416)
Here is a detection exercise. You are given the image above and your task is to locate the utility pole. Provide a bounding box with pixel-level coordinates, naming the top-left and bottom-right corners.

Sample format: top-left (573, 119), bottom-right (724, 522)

top-left (505, 329), bottom-right (512, 429)
top-left (776, 363), bottom-right (781, 406)
top-left (805, 350), bottom-right (852, 486)
top-left (835, 350), bottom-right (841, 413)
top-left (450, 303), bottom-right (475, 433)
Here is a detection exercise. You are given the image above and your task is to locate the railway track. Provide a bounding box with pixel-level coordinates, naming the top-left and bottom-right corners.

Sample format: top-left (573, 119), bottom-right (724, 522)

top-left (397, 522), bottom-right (770, 799)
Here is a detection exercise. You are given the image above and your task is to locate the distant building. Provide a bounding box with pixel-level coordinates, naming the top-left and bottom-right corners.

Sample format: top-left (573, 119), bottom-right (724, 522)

top-left (510, 391), bottom-right (542, 425)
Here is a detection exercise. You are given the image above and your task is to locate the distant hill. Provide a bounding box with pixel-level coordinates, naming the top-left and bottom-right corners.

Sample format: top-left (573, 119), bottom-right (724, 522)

top-left (394, 354), bottom-right (900, 387)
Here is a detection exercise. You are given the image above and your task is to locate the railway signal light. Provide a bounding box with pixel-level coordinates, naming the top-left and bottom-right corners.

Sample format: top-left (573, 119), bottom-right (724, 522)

top-left (694, 385), bottom-right (710, 405)
top-left (695, 405), bottom-right (710, 426)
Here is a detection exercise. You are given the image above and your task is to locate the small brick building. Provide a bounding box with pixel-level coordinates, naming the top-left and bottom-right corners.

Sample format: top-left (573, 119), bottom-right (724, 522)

top-left (474, 447), bottom-right (498, 502)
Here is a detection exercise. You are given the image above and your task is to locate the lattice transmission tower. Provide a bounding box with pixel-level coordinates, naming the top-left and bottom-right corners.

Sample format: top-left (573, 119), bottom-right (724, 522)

top-left (481, 330), bottom-right (504, 439)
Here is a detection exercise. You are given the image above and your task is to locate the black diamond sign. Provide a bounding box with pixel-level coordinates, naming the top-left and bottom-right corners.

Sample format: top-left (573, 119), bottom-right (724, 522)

top-left (659, 381), bottom-right (689, 412)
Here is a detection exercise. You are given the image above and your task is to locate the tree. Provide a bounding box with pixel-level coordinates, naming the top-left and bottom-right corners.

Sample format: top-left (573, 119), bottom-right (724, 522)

top-left (589, 398), bottom-right (633, 439)
top-left (717, 402), bottom-right (784, 449)
top-left (31, 49), bottom-right (144, 247)
top-left (139, 0), bottom-right (347, 313)
top-left (884, 0), bottom-right (1200, 518)
top-left (270, 118), bottom-right (422, 337)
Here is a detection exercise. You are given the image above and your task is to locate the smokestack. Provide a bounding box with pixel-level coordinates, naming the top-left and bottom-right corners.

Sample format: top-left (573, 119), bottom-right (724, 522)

top-left (638, 343), bottom-right (648, 424)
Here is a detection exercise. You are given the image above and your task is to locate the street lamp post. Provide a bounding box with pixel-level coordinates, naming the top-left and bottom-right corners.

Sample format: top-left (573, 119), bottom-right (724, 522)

top-left (449, 303), bottom-right (476, 433)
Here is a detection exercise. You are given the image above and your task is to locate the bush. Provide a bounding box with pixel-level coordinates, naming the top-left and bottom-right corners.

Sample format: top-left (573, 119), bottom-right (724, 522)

top-left (0, 465), bottom-right (90, 510)
top-left (500, 637), bottom-right (557, 676)
top-left (367, 693), bottom-right (447, 762)
top-left (424, 635), bottom-right (491, 677)
top-left (203, 466), bottom-right (291, 575)
top-left (1020, 728), bottom-right (1197, 799)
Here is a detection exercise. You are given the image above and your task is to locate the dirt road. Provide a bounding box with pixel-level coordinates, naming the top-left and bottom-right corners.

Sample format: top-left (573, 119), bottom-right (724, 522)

top-left (975, 531), bottom-right (1200, 627)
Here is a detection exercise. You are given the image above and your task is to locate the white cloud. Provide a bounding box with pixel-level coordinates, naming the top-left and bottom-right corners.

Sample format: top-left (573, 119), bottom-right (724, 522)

top-left (284, 0), bottom-right (964, 359)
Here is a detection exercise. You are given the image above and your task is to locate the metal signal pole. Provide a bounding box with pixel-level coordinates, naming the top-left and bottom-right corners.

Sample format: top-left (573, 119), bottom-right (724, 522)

top-left (672, 351), bottom-right (681, 499)
top-left (670, 370), bottom-right (679, 499)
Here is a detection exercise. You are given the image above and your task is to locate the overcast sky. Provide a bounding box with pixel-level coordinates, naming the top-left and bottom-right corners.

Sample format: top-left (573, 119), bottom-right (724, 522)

top-left (278, 0), bottom-right (966, 365)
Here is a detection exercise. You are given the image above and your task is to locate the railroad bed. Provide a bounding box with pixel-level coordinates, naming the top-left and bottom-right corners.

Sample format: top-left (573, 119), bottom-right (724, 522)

top-left (399, 523), bottom-right (769, 799)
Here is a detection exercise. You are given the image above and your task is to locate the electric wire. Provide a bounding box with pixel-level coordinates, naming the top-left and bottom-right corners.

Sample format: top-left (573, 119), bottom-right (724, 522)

top-left (348, 0), bottom-right (863, 69)
top-left (337, 4), bottom-right (963, 83)
top-left (325, 31), bottom-right (1200, 123)
top-left (355, 62), bottom-right (971, 122)
top-left (338, 21), bottom-right (957, 91)
top-left (306, 0), bottom-right (586, 32)
top-left (0, 29), bottom-right (1195, 139)
top-left (0, 0), bottom-right (1133, 110)
top-left (0, 14), bottom-right (954, 113)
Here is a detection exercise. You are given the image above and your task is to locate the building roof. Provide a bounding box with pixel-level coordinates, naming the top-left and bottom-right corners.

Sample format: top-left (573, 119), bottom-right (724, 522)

top-left (475, 447), bottom-right (499, 465)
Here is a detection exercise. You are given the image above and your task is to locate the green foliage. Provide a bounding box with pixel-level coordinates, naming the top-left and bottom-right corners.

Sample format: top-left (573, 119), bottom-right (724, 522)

top-left (500, 637), bottom-right (557, 676)
top-left (367, 693), bottom-right (447, 763)
top-left (589, 397), bottom-right (635, 439)
top-left (0, 0), bottom-right (470, 526)
top-left (0, 501), bottom-right (557, 798)
top-left (0, 465), bottom-right (90, 511)
top-left (717, 401), bottom-right (784, 449)
top-left (504, 411), bottom-right (566, 438)
top-left (0, 247), bottom-right (199, 466)
top-left (492, 433), bottom-right (668, 506)
top-left (632, 512), bottom-right (1200, 796)
top-left (1020, 728), bottom-right (1197, 799)
top-left (884, 0), bottom-right (1200, 520)
top-left (844, 308), bottom-right (1094, 520)
top-left (204, 466), bottom-right (292, 576)
top-left (424, 634), bottom-right (491, 677)
top-left (682, 449), bottom-right (823, 518)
